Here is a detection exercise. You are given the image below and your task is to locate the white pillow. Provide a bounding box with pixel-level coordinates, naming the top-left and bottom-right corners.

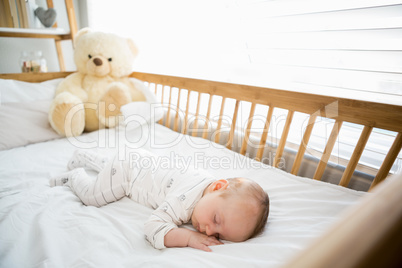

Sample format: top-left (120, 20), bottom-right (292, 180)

top-left (121, 101), bottom-right (164, 129)
top-left (0, 77), bottom-right (159, 150)
top-left (0, 100), bottom-right (61, 150)
top-left (0, 78), bottom-right (63, 103)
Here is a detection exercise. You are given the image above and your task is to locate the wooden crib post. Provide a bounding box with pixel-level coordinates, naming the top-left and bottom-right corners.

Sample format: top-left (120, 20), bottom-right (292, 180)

top-left (313, 120), bottom-right (343, 180)
top-left (165, 86), bottom-right (172, 128)
top-left (227, 100), bottom-right (240, 150)
top-left (214, 97), bottom-right (226, 144)
top-left (291, 114), bottom-right (317, 175)
top-left (256, 106), bottom-right (274, 162)
top-left (192, 92), bottom-right (202, 137)
top-left (274, 111), bottom-right (294, 168)
top-left (202, 95), bottom-right (213, 139)
top-left (182, 90), bottom-right (191, 135)
top-left (158, 85), bottom-right (165, 125)
top-left (173, 88), bottom-right (182, 132)
top-left (369, 132), bottom-right (402, 190)
top-left (339, 125), bottom-right (373, 187)
top-left (240, 103), bottom-right (256, 155)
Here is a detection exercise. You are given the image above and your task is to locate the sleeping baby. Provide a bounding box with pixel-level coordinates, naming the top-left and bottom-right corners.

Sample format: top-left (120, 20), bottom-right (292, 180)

top-left (50, 149), bottom-right (270, 252)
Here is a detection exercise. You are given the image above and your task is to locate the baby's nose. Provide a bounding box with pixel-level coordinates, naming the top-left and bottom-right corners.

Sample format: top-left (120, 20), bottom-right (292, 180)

top-left (205, 225), bottom-right (214, 236)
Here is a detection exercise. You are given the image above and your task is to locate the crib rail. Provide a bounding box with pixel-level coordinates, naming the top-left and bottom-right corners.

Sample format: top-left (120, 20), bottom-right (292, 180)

top-left (1, 71), bottom-right (401, 190)
top-left (130, 72), bottom-right (402, 190)
top-left (282, 173), bottom-right (402, 268)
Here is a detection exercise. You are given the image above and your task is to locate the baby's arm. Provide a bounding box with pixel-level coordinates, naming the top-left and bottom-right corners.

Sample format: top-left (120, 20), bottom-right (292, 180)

top-left (145, 198), bottom-right (222, 251)
top-left (164, 228), bottom-right (222, 252)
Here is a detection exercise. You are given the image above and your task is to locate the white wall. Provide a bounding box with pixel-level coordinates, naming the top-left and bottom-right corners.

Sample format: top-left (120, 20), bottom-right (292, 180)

top-left (0, 0), bottom-right (85, 73)
top-left (85, 0), bottom-right (250, 82)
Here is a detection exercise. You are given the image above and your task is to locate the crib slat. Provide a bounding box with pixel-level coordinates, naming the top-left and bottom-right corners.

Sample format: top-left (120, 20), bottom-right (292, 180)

top-left (158, 85), bottom-right (165, 125)
top-left (240, 103), bottom-right (257, 156)
top-left (291, 114), bottom-right (317, 175)
top-left (313, 120), bottom-right (343, 180)
top-left (227, 100), bottom-right (240, 150)
top-left (182, 90), bottom-right (191, 134)
top-left (369, 132), bottom-right (402, 190)
top-left (165, 86), bottom-right (172, 128)
top-left (274, 111), bottom-right (294, 168)
top-left (202, 95), bottom-right (213, 139)
top-left (256, 106), bottom-right (274, 161)
top-left (214, 97), bottom-right (226, 144)
top-left (339, 126), bottom-right (373, 187)
top-left (192, 92), bottom-right (202, 137)
top-left (173, 88), bottom-right (182, 132)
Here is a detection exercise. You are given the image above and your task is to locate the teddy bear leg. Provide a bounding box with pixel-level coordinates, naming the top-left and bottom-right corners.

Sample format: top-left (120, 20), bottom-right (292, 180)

top-left (49, 92), bottom-right (85, 137)
top-left (97, 82), bottom-right (131, 128)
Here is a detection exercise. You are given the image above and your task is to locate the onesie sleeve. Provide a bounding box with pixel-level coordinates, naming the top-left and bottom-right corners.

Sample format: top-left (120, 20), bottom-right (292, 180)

top-left (144, 197), bottom-right (188, 249)
top-left (144, 168), bottom-right (216, 249)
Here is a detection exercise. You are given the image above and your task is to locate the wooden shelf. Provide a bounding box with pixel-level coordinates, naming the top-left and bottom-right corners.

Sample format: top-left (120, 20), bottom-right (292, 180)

top-left (0, 0), bottom-right (77, 71)
top-left (0, 27), bottom-right (72, 40)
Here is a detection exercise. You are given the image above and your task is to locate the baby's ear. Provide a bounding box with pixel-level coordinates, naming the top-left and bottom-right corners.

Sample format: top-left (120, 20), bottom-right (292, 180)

top-left (210, 179), bottom-right (229, 191)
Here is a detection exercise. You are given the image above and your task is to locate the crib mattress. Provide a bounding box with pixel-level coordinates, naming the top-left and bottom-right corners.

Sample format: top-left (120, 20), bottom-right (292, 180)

top-left (0, 122), bottom-right (366, 268)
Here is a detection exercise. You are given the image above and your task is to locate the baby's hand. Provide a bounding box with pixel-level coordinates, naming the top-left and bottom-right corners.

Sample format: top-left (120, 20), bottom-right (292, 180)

top-left (187, 231), bottom-right (223, 252)
top-left (164, 228), bottom-right (223, 252)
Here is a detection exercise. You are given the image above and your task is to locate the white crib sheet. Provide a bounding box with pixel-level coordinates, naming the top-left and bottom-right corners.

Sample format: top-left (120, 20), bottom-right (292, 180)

top-left (0, 124), bottom-right (364, 268)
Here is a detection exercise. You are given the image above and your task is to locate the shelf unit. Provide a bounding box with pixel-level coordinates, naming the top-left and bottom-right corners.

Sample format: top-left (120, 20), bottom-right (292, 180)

top-left (0, 0), bottom-right (77, 71)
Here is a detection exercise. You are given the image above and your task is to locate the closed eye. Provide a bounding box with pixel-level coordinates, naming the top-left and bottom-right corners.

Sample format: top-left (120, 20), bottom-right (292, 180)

top-left (214, 214), bottom-right (220, 224)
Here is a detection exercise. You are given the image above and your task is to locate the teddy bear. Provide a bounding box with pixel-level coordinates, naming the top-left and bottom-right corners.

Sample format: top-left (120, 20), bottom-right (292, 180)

top-left (48, 28), bottom-right (147, 137)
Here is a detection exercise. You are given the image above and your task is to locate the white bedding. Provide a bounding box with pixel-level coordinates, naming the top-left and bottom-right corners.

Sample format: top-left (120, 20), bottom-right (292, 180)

top-left (0, 122), bottom-right (364, 268)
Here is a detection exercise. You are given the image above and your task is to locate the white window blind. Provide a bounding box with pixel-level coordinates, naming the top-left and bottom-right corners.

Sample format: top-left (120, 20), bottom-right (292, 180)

top-left (233, 0), bottom-right (402, 174)
top-left (237, 0), bottom-right (402, 104)
top-left (86, 0), bottom-right (402, 175)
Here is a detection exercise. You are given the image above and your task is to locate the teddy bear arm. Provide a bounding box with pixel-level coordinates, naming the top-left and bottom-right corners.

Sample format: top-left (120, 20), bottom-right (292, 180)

top-left (130, 88), bottom-right (146, 102)
top-left (124, 79), bottom-right (146, 102)
top-left (55, 72), bottom-right (88, 102)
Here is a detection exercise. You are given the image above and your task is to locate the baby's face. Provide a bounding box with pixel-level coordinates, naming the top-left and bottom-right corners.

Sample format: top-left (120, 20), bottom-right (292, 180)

top-left (191, 190), bottom-right (258, 242)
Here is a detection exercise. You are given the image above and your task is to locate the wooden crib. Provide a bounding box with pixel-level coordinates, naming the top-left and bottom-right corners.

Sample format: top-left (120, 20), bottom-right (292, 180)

top-left (130, 72), bottom-right (402, 190)
top-left (1, 71), bottom-right (401, 267)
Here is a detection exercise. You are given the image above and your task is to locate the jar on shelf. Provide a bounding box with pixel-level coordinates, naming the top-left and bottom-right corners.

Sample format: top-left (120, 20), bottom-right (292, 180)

top-left (30, 51), bottom-right (47, 73)
top-left (19, 51), bottom-right (31, 73)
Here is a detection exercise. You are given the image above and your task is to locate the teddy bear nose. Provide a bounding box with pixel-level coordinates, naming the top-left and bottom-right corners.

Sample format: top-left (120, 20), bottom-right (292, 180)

top-left (93, 58), bottom-right (103, 66)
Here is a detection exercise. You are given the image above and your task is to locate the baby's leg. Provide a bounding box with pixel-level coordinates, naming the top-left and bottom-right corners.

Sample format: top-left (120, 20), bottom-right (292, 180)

top-left (49, 168), bottom-right (85, 187)
top-left (50, 155), bottom-right (130, 207)
top-left (67, 150), bottom-right (108, 172)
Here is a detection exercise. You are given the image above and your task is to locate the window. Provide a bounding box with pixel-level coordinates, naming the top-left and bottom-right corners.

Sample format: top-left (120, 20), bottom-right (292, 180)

top-left (86, 0), bottom-right (402, 175)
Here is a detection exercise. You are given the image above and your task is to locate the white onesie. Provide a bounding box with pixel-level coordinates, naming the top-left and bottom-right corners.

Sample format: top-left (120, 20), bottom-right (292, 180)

top-left (59, 148), bottom-right (216, 249)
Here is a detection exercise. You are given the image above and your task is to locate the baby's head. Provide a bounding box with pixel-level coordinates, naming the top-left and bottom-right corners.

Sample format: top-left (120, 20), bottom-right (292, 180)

top-left (191, 177), bottom-right (269, 242)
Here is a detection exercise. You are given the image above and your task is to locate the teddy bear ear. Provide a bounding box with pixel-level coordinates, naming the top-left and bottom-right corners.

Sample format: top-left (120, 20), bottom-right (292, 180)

top-left (74, 27), bottom-right (92, 47)
top-left (127, 39), bottom-right (139, 58)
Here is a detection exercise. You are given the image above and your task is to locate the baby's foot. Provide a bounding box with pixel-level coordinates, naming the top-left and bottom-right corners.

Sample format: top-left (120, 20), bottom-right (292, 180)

top-left (49, 168), bottom-right (86, 187)
top-left (67, 150), bottom-right (108, 172)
